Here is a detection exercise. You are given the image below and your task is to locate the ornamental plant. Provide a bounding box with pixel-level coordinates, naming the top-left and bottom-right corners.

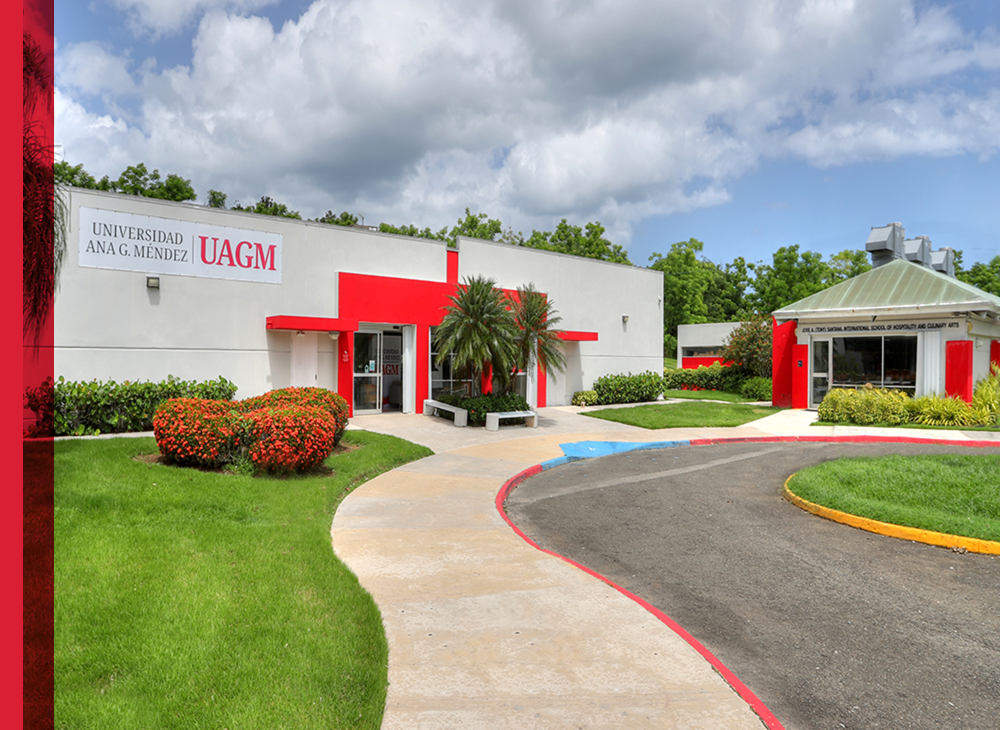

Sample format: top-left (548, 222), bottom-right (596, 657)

top-left (153, 398), bottom-right (240, 468)
top-left (240, 387), bottom-right (349, 446)
top-left (241, 405), bottom-right (339, 474)
top-left (153, 386), bottom-right (350, 474)
top-left (593, 371), bottom-right (663, 404)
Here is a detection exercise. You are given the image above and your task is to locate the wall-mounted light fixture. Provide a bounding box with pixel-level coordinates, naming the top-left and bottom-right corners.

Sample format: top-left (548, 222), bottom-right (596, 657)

top-left (296, 330), bottom-right (306, 338)
top-left (622, 315), bottom-right (629, 324)
top-left (146, 276), bottom-right (160, 289)
top-left (328, 331), bottom-right (339, 341)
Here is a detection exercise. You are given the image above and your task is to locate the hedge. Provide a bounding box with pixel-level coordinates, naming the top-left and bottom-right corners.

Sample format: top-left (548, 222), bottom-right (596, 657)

top-left (817, 367), bottom-right (1000, 427)
top-left (436, 392), bottom-right (531, 426)
top-left (24, 374), bottom-right (239, 437)
top-left (663, 362), bottom-right (747, 394)
top-left (593, 371), bottom-right (663, 405)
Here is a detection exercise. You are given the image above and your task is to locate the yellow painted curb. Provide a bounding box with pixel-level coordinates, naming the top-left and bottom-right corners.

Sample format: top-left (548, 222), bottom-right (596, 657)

top-left (783, 475), bottom-right (1000, 555)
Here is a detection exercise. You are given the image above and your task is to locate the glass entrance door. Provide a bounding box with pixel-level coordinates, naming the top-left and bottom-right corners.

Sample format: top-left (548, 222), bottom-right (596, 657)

top-left (353, 331), bottom-right (382, 414)
top-left (811, 338), bottom-right (831, 409)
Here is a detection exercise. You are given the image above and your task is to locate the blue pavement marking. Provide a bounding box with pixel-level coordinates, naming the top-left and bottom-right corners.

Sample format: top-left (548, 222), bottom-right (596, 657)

top-left (539, 440), bottom-right (691, 470)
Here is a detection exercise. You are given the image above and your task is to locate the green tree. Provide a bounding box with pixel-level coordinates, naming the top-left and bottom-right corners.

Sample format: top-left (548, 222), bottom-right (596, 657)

top-left (378, 222), bottom-right (449, 241)
top-left (504, 283), bottom-right (565, 394)
top-left (704, 256), bottom-right (750, 323)
top-left (54, 160), bottom-right (97, 189)
top-left (748, 245), bottom-right (830, 313)
top-left (825, 249), bottom-right (871, 285)
top-left (206, 189), bottom-right (227, 208)
top-left (313, 210), bottom-right (359, 226)
top-left (24, 31), bottom-right (65, 344)
top-left (232, 196), bottom-right (302, 219)
top-left (958, 255), bottom-right (1000, 297)
top-left (720, 313), bottom-right (773, 378)
top-left (448, 208), bottom-right (503, 245)
top-left (648, 238), bottom-right (713, 338)
top-left (522, 220), bottom-right (631, 264)
top-left (434, 276), bottom-right (517, 395)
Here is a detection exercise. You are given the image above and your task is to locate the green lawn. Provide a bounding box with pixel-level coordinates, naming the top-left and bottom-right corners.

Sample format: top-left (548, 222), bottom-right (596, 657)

top-left (55, 430), bottom-right (432, 730)
top-left (583, 401), bottom-right (782, 429)
top-left (663, 357), bottom-right (677, 370)
top-left (788, 454), bottom-right (1000, 542)
top-left (663, 388), bottom-right (756, 403)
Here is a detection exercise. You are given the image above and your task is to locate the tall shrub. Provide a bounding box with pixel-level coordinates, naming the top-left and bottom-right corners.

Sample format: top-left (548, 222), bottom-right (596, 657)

top-left (720, 314), bottom-right (772, 378)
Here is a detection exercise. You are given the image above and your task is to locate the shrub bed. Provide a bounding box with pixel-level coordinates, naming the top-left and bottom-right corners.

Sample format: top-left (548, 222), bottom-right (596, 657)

top-left (818, 367), bottom-right (1000, 428)
top-left (663, 362), bottom-right (746, 394)
top-left (153, 387), bottom-right (350, 475)
top-left (740, 376), bottom-right (773, 402)
top-left (436, 392), bottom-right (531, 425)
top-left (593, 371), bottom-right (663, 405)
top-left (24, 374), bottom-right (239, 437)
top-left (572, 390), bottom-right (599, 406)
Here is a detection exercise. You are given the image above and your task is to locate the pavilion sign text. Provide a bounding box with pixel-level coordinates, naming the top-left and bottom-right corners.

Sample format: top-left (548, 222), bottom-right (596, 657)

top-left (79, 207), bottom-right (282, 284)
top-left (800, 321), bottom-right (961, 335)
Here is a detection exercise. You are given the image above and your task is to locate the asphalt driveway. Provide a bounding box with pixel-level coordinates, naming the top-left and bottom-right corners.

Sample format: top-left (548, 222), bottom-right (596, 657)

top-left (504, 441), bottom-right (1000, 730)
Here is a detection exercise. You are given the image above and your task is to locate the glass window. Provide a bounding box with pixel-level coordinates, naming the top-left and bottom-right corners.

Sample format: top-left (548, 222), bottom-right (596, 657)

top-left (430, 327), bottom-right (474, 398)
top-left (829, 335), bottom-right (917, 393)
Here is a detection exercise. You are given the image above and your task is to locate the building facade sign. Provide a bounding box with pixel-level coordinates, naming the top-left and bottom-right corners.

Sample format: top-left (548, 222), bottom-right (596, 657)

top-left (79, 207), bottom-right (282, 283)
top-left (799, 321), bottom-right (961, 335)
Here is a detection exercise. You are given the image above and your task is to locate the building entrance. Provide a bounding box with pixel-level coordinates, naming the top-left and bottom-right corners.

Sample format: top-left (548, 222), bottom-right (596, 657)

top-left (353, 328), bottom-right (407, 415)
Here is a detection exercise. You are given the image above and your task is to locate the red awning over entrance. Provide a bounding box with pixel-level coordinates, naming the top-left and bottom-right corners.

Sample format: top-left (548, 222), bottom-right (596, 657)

top-left (265, 316), bottom-right (359, 332)
top-left (558, 330), bottom-right (599, 342)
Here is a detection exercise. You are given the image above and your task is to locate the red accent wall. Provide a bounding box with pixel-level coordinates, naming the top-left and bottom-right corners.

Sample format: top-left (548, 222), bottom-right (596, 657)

top-left (792, 343), bottom-right (809, 409)
top-left (338, 272), bottom-right (455, 416)
top-left (945, 340), bottom-right (974, 403)
top-left (447, 249), bottom-right (458, 284)
top-left (992, 340), bottom-right (1000, 373)
top-left (537, 360), bottom-right (547, 407)
top-left (771, 319), bottom-right (797, 408)
top-left (681, 356), bottom-right (728, 369)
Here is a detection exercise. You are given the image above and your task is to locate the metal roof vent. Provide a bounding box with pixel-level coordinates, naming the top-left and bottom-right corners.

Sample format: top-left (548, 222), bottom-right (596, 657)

top-left (930, 247), bottom-right (955, 278)
top-left (903, 236), bottom-right (931, 267)
top-left (866, 222), bottom-right (905, 267)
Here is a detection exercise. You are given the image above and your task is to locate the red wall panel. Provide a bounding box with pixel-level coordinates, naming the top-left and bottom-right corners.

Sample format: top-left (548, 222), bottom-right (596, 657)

top-left (945, 340), bottom-right (973, 403)
top-left (681, 356), bottom-right (728, 369)
top-left (771, 319), bottom-right (797, 408)
top-left (792, 343), bottom-right (809, 409)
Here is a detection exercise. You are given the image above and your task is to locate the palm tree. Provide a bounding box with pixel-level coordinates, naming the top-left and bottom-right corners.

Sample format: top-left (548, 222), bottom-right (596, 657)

top-left (435, 276), bottom-right (517, 395)
top-left (506, 283), bottom-right (566, 393)
top-left (23, 31), bottom-right (65, 345)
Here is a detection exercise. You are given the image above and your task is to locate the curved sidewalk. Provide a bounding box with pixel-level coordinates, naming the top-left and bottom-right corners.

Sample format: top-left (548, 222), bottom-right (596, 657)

top-left (331, 406), bottom-right (997, 729)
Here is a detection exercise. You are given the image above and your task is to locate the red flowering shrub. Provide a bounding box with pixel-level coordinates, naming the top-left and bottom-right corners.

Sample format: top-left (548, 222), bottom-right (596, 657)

top-left (154, 387), bottom-right (348, 474)
top-left (241, 405), bottom-right (339, 474)
top-left (153, 399), bottom-right (239, 468)
top-left (239, 387), bottom-right (349, 446)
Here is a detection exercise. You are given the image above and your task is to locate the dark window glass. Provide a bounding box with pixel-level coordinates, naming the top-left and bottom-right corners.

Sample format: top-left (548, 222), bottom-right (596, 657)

top-left (884, 336), bottom-right (917, 387)
top-left (832, 337), bottom-right (881, 386)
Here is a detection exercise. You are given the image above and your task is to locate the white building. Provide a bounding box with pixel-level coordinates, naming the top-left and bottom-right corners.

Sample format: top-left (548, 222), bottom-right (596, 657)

top-left (55, 189), bottom-right (664, 415)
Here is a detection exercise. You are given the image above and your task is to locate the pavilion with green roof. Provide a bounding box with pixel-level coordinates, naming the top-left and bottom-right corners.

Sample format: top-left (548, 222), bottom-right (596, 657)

top-left (771, 258), bottom-right (1000, 409)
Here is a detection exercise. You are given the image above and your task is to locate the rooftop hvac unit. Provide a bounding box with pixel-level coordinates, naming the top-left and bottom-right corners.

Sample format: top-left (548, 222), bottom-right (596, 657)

top-left (903, 236), bottom-right (931, 267)
top-left (866, 222), bottom-right (905, 267)
top-left (930, 248), bottom-right (955, 278)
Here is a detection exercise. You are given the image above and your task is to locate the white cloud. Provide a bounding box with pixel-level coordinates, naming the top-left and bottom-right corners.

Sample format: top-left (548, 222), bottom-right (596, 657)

top-left (107, 0), bottom-right (278, 39)
top-left (54, 0), bottom-right (1000, 246)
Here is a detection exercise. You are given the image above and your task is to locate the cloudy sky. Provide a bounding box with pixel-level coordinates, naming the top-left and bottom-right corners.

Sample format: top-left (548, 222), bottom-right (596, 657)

top-left (53, 0), bottom-right (1000, 268)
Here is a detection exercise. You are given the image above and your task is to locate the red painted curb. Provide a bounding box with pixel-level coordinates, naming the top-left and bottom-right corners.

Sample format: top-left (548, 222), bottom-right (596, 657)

top-left (494, 434), bottom-right (999, 730)
top-left (495, 463), bottom-right (785, 730)
top-left (688, 435), bottom-right (1000, 448)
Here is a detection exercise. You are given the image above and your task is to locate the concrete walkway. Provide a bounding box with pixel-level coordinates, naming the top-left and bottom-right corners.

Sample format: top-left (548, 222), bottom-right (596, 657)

top-left (332, 406), bottom-right (997, 729)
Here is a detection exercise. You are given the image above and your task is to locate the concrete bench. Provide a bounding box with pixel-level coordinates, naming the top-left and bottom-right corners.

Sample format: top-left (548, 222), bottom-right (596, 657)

top-left (423, 399), bottom-right (468, 427)
top-left (485, 410), bottom-right (538, 431)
